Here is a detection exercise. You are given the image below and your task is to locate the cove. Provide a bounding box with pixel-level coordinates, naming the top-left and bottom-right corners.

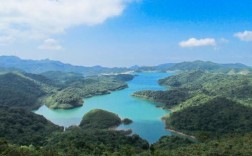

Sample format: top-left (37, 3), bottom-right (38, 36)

top-left (35, 72), bottom-right (172, 143)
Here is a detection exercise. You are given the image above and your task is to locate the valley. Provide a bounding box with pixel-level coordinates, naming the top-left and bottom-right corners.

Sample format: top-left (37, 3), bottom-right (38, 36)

top-left (1, 56), bottom-right (252, 155)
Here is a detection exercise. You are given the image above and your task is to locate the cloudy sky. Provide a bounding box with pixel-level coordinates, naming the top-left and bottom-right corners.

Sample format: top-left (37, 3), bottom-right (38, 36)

top-left (0, 0), bottom-right (252, 67)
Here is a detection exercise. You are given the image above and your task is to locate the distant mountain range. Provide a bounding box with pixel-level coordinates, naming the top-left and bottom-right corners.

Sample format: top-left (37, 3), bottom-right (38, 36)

top-left (0, 56), bottom-right (251, 76)
top-left (0, 56), bottom-right (128, 76)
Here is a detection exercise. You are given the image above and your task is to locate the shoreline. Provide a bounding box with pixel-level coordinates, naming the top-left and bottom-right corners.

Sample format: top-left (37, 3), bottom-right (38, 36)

top-left (166, 127), bottom-right (197, 141)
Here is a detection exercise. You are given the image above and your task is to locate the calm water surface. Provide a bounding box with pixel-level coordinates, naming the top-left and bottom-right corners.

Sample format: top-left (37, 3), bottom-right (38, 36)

top-left (35, 72), bottom-right (172, 143)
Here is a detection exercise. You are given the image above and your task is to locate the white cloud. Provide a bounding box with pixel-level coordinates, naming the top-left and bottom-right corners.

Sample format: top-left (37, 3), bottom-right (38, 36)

top-left (38, 38), bottom-right (63, 51)
top-left (179, 38), bottom-right (216, 48)
top-left (234, 31), bottom-right (252, 41)
top-left (0, 0), bottom-right (131, 40)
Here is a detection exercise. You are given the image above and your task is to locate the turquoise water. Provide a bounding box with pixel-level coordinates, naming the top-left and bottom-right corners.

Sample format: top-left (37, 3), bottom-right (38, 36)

top-left (35, 72), bottom-right (172, 143)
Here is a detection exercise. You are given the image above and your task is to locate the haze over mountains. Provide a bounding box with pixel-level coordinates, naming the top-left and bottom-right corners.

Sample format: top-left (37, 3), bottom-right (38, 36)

top-left (0, 56), bottom-right (251, 76)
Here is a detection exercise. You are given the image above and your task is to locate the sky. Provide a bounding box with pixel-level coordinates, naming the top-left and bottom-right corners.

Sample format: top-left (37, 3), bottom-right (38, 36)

top-left (0, 0), bottom-right (252, 67)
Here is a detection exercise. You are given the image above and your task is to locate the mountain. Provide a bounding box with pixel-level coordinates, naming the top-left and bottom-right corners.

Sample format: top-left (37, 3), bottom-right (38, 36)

top-left (132, 61), bottom-right (251, 73)
top-left (0, 56), bottom-right (251, 75)
top-left (0, 56), bottom-right (128, 76)
top-left (0, 72), bottom-right (56, 111)
top-left (134, 63), bottom-right (175, 72)
top-left (0, 69), bottom-right (131, 110)
top-left (167, 60), bottom-right (251, 72)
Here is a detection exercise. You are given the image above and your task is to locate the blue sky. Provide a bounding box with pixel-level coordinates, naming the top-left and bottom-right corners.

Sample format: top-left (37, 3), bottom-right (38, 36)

top-left (0, 0), bottom-right (252, 67)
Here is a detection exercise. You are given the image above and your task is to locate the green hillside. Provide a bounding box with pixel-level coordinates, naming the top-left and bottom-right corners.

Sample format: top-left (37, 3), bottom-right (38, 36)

top-left (135, 70), bottom-right (252, 111)
top-left (45, 75), bottom-right (129, 109)
top-left (0, 108), bottom-right (148, 156)
top-left (152, 133), bottom-right (252, 156)
top-left (0, 72), bottom-right (55, 110)
top-left (0, 69), bottom-right (131, 110)
top-left (166, 97), bottom-right (252, 139)
top-left (80, 109), bottom-right (122, 129)
top-left (0, 106), bottom-right (63, 146)
top-left (133, 89), bottom-right (190, 108)
top-left (134, 70), bottom-right (252, 143)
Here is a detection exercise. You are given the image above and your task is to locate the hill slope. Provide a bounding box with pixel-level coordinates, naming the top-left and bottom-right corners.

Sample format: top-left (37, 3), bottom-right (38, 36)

top-left (0, 106), bottom-right (63, 146)
top-left (0, 72), bottom-right (56, 110)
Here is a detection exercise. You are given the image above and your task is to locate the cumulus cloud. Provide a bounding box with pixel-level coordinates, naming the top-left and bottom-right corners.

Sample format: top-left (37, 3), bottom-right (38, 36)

top-left (234, 31), bottom-right (252, 41)
top-left (179, 38), bottom-right (216, 48)
top-left (38, 38), bottom-right (63, 51)
top-left (0, 0), bottom-right (131, 40)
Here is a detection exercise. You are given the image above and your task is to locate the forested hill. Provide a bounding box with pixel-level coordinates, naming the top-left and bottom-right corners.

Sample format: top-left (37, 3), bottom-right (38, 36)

top-left (167, 60), bottom-right (251, 72)
top-left (0, 72), bottom-right (57, 111)
top-left (0, 68), bottom-right (133, 110)
top-left (134, 60), bottom-right (251, 73)
top-left (134, 70), bottom-right (252, 110)
top-left (131, 69), bottom-right (252, 155)
top-left (0, 108), bottom-right (149, 155)
top-left (0, 106), bottom-right (63, 146)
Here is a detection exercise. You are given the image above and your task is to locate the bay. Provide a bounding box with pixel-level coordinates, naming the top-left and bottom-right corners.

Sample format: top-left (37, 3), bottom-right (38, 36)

top-left (35, 72), bottom-right (172, 143)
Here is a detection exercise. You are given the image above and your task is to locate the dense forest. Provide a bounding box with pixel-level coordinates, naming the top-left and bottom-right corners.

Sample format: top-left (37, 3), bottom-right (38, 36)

top-left (0, 106), bottom-right (149, 156)
top-left (134, 70), bottom-right (252, 111)
top-left (1, 59), bottom-right (252, 155)
top-left (0, 69), bottom-right (132, 110)
top-left (132, 65), bottom-right (252, 155)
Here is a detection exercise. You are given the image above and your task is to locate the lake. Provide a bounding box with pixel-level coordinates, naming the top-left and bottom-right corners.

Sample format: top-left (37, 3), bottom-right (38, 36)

top-left (35, 72), bottom-right (172, 143)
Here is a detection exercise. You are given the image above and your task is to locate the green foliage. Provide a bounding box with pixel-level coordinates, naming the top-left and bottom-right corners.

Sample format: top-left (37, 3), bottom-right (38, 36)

top-left (0, 69), bottom-right (131, 110)
top-left (166, 97), bottom-right (252, 139)
top-left (154, 133), bottom-right (252, 156)
top-left (0, 106), bottom-right (63, 146)
top-left (0, 138), bottom-right (59, 156)
top-left (133, 89), bottom-right (190, 108)
top-left (45, 75), bottom-right (129, 109)
top-left (159, 70), bottom-right (206, 88)
top-left (80, 109), bottom-right (122, 129)
top-left (0, 73), bottom-right (51, 110)
top-left (171, 93), bottom-right (214, 112)
top-left (0, 107), bottom-right (148, 155)
top-left (159, 70), bottom-right (252, 110)
top-left (151, 136), bottom-right (194, 152)
top-left (46, 127), bottom-right (149, 156)
top-left (166, 60), bottom-right (251, 73)
top-left (45, 88), bottom-right (84, 109)
top-left (41, 71), bottom-right (83, 84)
top-left (1, 59), bottom-right (252, 155)
top-left (167, 61), bottom-right (223, 71)
top-left (122, 118), bottom-right (133, 125)
top-left (110, 74), bottom-right (135, 82)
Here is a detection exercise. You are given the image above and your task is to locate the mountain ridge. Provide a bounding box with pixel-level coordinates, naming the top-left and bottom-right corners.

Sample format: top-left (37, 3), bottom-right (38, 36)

top-left (0, 56), bottom-right (251, 76)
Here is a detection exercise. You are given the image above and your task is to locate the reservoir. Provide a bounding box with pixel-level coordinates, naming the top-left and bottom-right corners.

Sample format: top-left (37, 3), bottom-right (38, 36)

top-left (35, 72), bottom-right (172, 143)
